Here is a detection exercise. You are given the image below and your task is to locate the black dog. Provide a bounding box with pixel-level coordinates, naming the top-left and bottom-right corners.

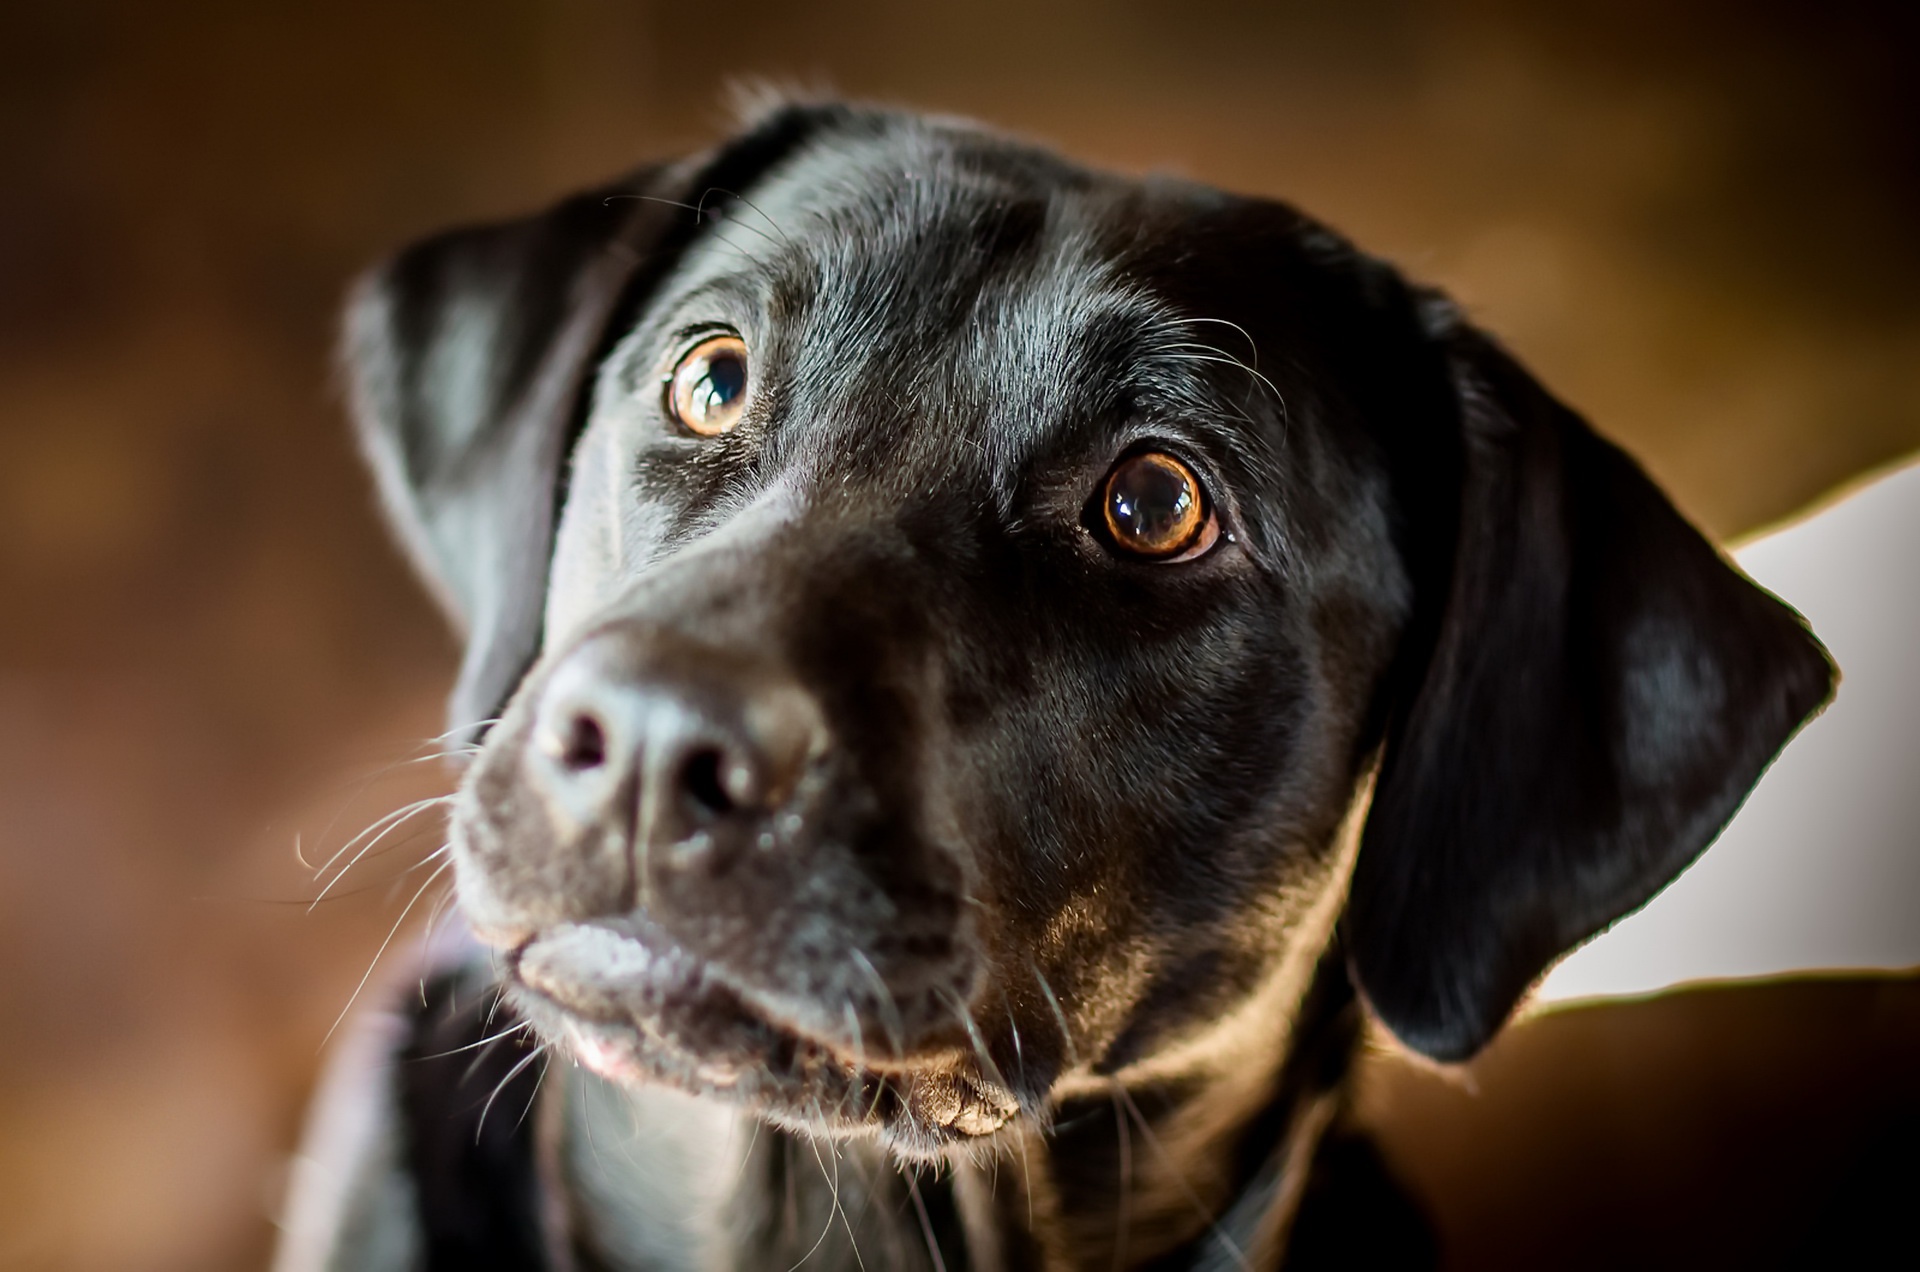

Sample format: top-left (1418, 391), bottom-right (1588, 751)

top-left (276, 102), bottom-right (1831, 1271)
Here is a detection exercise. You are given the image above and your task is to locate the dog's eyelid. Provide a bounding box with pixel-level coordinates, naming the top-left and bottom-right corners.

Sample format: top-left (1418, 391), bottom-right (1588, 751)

top-left (1112, 431), bottom-right (1245, 521)
top-left (657, 322), bottom-right (747, 376)
top-left (623, 266), bottom-right (768, 379)
top-left (606, 308), bottom-right (749, 403)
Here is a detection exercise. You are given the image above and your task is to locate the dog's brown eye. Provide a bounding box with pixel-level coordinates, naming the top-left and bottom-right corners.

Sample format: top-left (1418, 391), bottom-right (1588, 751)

top-left (666, 335), bottom-right (749, 436)
top-left (1101, 451), bottom-right (1219, 561)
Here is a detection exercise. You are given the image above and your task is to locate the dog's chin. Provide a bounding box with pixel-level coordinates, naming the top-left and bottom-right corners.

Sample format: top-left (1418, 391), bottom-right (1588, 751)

top-left (504, 920), bottom-right (1023, 1159)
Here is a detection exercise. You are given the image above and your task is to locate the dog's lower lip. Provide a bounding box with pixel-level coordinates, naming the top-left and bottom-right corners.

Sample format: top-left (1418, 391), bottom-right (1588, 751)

top-left (513, 920), bottom-right (860, 1073)
top-left (513, 920), bottom-right (952, 1075)
top-left (563, 1017), bottom-right (746, 1088)
top-left (510, 921), bottom-right (1020, 1142)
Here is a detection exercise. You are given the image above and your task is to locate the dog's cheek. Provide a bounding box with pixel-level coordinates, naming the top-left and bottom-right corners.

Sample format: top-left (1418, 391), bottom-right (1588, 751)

top-left (447, 795), bottom-right (540, 949)
top-left (980, 608), bottom-right (1339, 1058)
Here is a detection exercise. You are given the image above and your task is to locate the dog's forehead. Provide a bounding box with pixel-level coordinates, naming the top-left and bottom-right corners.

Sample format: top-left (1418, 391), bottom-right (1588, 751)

top-left (646, 126), bottom-right (1274, 479)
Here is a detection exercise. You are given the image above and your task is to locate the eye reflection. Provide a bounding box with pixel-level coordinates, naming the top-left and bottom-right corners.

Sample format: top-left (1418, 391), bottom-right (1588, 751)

top-left (666, 335), bottom-right (749, 436)
top-left (1101, 451), bottom-right (1218, 560)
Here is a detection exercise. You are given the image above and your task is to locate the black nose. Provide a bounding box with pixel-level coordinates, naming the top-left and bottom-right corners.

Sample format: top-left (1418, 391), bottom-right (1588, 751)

top-left (530, 635), bottom-right (821, 855)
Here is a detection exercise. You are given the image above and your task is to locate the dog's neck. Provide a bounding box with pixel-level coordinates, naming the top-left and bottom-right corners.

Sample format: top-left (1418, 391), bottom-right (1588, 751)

top-left (955, 946), bottom-right (1364, 1272)
top-left (1016, 816), bottom-right (1367, 1271)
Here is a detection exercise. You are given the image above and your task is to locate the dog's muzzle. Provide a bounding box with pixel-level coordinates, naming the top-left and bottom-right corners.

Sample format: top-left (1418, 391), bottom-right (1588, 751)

top-left (453, 621), bottom-right (993, 1133)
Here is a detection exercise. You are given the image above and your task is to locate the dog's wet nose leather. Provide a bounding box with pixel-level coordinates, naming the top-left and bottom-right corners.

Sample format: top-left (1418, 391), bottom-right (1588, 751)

top-left (531, 633), bottom-right (820, 868)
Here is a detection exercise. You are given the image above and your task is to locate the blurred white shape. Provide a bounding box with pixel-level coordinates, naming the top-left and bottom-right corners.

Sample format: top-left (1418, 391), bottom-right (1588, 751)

top-left (1536, 455), bottom-right (1920, 1003)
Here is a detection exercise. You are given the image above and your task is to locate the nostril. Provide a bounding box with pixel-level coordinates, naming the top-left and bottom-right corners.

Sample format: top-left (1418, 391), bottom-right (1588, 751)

top-left (558, 712), bottom-right (608, 773)
top-left (679, 747), bottom-right (737, 818)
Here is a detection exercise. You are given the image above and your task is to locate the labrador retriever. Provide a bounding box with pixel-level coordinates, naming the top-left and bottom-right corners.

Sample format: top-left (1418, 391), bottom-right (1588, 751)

top-left (276, 101), bottom-right (1832, 1271)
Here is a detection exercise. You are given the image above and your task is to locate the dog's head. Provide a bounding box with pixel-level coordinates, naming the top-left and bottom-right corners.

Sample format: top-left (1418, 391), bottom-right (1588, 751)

top-left (348, 104), bottom-right (1830, 1157)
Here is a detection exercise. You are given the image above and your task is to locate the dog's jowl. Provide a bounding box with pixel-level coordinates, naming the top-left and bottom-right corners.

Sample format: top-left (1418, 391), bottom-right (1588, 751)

top-left (277, 104), bottom-right (1832, 1272)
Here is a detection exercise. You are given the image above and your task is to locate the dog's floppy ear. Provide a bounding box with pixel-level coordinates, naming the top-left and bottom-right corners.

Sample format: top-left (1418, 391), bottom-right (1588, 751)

top-left (345, 107), bottom-right (830, 736)
top-left (1344, 303), bottom-right (1835, 1062)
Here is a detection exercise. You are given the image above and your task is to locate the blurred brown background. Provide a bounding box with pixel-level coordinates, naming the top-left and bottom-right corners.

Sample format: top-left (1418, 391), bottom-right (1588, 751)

top-left (1, 2), bottom-right (1915, 1269)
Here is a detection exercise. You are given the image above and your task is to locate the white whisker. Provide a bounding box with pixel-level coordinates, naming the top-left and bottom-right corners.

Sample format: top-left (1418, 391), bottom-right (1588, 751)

top-left (475, 1041), bottom-right (551, 1143)
top-left (418, 1017), bottom-right (534, 1062)
top-left (1110, 1083), bottom-right (1133, 1272)
top-left (903, 1166), bottom-right (949, 1272)
top-left (309, 794), bottom-right (453, 908)
top-left (940, 988), bottom-right (1009, 1095)
top-left (842, 1001), bottom-right (871, 1123)
top-left (321, 857), bottom-right (453, 1049)
top-left (419, 854), bottom-right (460, 951)
top-left (1113, 1079), bottom-right (1253, 1272)
top-left (613, 192), bottom-right (788, 263)
top-left (1030, 962), bottom-right (1081, 1070)
top-left (849, 949), bottom-right (906, 1060)
top-left (509, 1048), bottom-right (553, 1136)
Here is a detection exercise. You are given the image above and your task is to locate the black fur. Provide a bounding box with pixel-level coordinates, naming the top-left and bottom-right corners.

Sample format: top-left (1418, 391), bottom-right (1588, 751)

top-left (397, 971), bottom-right (551, 1269)
top-left (323, 102), bottom-right (1832, 1270)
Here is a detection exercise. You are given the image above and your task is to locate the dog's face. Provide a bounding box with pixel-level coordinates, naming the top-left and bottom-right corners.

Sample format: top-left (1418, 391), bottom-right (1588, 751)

top-left (349, 106), bottom-right (1831, 1160)
top-left (465, 132), bottom-right (1413, 1150)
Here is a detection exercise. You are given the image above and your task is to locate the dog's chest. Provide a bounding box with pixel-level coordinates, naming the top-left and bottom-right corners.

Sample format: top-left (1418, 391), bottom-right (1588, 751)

top-left (559, 1076), bottom-right (956, 1272)
top-left (558, 1076), bottom-right (740, 1269)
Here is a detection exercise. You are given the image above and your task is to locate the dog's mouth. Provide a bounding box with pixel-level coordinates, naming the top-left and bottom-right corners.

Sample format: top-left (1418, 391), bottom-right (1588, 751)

top-left (505, 919), bottom-right (1022, 1153)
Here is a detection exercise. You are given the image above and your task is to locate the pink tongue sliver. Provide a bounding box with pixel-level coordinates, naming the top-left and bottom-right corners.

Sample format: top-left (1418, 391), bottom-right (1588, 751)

top-left (567, 1023), bottom-right (630, 1079)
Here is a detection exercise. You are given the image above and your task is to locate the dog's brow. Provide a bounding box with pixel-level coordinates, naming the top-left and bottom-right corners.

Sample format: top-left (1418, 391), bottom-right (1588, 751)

top-left (648, 273), bottom-right (775, 338)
